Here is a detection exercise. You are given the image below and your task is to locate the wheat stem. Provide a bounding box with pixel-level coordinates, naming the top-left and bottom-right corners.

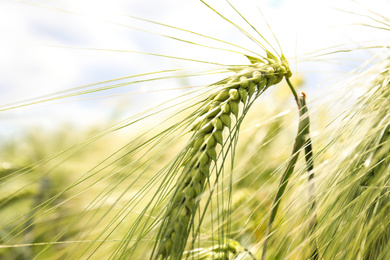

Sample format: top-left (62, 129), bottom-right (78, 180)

top-left (304, 137), bottom-right (319, 260)
top-left (262, 92), bottom-right (310, 260)
top-left (286, 77), bottom-right (299, 107)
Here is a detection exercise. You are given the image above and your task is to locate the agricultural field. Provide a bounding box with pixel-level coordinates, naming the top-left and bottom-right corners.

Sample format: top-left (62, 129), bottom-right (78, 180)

top-left (0, 0), bottom-right (389, 259)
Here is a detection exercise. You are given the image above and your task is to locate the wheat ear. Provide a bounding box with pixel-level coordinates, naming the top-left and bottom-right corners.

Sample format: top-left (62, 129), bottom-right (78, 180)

top-left (155, 56), bottom-right (291, 259)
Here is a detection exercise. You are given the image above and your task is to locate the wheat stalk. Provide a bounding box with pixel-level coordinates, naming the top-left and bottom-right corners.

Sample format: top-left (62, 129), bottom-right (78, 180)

top-left (154, 55), bottom-right (291, 259)
top-left (261, 91), bottom-right (310, 260)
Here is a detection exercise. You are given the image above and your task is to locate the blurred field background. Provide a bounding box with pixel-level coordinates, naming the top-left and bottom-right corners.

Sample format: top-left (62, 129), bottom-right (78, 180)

top-left (1, 0), bottom-right (390, 259)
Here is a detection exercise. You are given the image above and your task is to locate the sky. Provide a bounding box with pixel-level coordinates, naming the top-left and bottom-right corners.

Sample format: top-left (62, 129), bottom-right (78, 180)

top-left (0, 0), bottom-right (389, 137)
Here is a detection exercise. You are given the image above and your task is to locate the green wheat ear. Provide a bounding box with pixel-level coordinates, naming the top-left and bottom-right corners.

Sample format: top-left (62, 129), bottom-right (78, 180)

top-left (154, 55), bottom-right (291, 259)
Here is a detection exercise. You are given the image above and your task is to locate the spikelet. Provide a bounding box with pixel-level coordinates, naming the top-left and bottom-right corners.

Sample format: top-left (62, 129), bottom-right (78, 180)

top-left (155, 56), bottom-right (291, 259)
